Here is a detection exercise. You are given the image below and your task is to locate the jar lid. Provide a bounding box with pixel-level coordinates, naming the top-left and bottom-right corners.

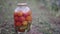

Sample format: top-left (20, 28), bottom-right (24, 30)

top-left (17, 3), bottom-right (27, 6)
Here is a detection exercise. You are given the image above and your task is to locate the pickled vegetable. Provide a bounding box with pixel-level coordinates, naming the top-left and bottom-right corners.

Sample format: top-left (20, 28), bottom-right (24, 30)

top-left (14, 3), bottom-right (32, 32)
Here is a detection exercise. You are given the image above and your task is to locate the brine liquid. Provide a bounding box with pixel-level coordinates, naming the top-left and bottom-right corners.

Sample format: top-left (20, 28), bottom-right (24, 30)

top-left (14, 10), bottom-right (32, 32)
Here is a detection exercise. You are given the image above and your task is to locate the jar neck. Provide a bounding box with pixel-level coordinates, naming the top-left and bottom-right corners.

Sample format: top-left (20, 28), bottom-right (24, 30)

top-left (17, 5), bottom-right (27, 8)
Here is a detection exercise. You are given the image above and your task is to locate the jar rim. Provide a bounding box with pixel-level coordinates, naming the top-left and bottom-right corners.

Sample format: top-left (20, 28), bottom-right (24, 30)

top-left (17, 3), bottom-right (27, 6)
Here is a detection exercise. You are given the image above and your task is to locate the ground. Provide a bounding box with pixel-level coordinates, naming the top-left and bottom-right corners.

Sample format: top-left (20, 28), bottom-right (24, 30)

top-left (0, 0), bottom-right (60, 34)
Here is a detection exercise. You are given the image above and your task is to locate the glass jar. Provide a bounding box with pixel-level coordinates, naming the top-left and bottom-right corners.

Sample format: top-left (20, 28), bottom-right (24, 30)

top-left (14, 3), bottom-right (32, 32)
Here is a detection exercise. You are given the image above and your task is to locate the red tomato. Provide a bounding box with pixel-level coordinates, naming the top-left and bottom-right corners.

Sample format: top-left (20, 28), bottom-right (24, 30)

top-left (22, 21), bottom-right (28, 26)
top-left (25, 16), bottom-right (32, 21)
top-left (23, 13), bottom-right (29, 17)
top-left (15, 22), bottom-right (22, 26)
top-left (14, 16), bottom-right (19, 21)
top-left (17, 11), bottom-right (23, 17)
top-left (19, 16), bottom-right (25, 22)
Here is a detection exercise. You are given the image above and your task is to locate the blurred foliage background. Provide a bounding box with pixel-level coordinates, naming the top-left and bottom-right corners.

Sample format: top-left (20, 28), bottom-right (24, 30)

top-left (0, 0), bottom-right (60, 34)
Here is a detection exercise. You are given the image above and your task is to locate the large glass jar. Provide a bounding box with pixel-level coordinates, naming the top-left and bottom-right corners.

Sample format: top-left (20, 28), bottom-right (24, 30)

top-left (14, 3), bottom-right (32, 32)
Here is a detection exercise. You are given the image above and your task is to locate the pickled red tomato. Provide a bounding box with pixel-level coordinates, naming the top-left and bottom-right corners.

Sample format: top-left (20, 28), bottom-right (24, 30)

top-left (25, 16), bottom-right (32, 21)
top-left (22, 21), bottom-right (28, 26)
top-left (14, 12), bottom-right (18, 16)
top-left (17, 11), bottom-right (24, 17)
top-left (15, 22), bottom-right (22, 26)
top-left (14, 16), bottom-right (19, 21)
top-left (19, 16), bottom-right (25, 22)
top-left (23, 11), bottom-right (32, 17)
top-left (14, 12), bottom-right (19, 21)
top-left (23, 13), bottom-right (29, 17)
